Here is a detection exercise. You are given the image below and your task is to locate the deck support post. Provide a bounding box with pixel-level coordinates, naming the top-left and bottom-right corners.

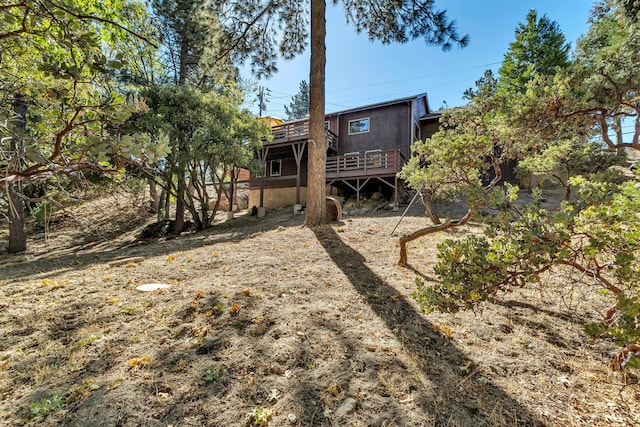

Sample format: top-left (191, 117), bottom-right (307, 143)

top-left (229, 166), bottom-right (236, 210)
top-left (394, 175), bottom-right (398, 208)
top-left (259, 180), bottom-right (264, 208)
top-left (257, 148), bottom-right (269, 208)
top-left (292, 142), bottom-right (307, 205)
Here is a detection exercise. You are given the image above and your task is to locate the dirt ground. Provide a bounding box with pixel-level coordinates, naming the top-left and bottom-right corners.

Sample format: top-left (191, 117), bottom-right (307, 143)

top-left (0, 188), bottom-right (638, 426)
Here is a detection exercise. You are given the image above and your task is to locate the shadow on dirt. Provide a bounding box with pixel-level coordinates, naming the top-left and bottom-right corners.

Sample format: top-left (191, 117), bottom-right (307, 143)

top-left (313, 225), bottom-right (545, 426)
top-left (0, 211), bottom-right (305, 281)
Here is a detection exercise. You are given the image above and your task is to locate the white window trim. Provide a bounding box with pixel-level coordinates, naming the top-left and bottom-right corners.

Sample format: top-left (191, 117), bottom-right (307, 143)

top-left (270, 159), bottom-right (282, 176)
top-left (348, 117), bottom-right (370, 135)
top-left (365, 149), bottom-right (383, 168)
top-left (343, 151), bottom-right (360, 169)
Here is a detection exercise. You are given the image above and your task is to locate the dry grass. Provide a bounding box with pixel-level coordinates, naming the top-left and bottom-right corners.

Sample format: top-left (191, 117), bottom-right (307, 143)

top-left (0, 190), bottom-right (638, 426)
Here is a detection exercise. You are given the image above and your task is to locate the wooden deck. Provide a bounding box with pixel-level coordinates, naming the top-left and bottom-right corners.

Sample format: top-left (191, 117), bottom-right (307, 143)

top-left (267, 121), bottom-right (338, 152)
top-left (326, 150), bottom-right (405, 179)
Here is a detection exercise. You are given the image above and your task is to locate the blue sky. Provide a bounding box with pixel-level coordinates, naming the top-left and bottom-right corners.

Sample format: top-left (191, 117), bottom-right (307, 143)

top-left (246, 0), bottom-right (594, 118)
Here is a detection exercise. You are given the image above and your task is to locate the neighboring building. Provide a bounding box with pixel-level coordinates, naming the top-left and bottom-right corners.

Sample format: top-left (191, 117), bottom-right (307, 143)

top-left (249, 94), bottom-right (441, 209)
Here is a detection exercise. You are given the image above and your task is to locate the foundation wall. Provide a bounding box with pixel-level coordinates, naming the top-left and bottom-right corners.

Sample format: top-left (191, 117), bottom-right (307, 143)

top-left (248, 185), bottom-right (335, 209)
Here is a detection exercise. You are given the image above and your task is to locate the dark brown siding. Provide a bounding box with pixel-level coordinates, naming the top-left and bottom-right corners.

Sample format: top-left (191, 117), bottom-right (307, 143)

top-left (338, 102), bottom-right (412, 158)
top-left (325, 114), bottom-right (338, 134)
top-left (419, 117), bottom-right (440, 141)
top-left (253, 158), bottom-right (309, 189)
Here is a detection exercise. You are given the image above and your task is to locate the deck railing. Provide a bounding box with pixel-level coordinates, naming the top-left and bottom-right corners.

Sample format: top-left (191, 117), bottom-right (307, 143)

top-left (326, 150), bottom-right (406, 178)
top-left (267, 121), bottom-right (338, 151)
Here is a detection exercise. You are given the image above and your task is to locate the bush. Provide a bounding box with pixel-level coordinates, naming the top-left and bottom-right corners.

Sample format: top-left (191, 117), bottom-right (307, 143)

top-left (413, 179), bottom-right (640, 369)
top-left (31, 201), bottom-right (59, 227)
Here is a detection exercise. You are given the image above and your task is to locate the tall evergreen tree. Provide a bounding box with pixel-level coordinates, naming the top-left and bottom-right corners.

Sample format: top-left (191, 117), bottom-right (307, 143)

top-left (306, 1), bottom-right (468, 226)
top-left (146, 0), bottom-right (310, 232)
top-left (284, 80), bottom-right (310, 120)
top-left (498, 9), bottom-right (570, 94)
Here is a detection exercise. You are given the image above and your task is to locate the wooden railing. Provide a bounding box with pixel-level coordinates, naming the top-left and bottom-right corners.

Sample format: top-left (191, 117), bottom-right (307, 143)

top-left (326, 150), bottom-right (406, 178)
top-left (267, 121), bottom-right (338, 151)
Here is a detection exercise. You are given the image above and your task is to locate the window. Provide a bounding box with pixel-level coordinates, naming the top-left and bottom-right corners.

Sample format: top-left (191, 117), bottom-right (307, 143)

top-left (324, 121), bottom-right (330, 130)
top-left (348, 117), bottom-right (370, 135)
top-left (270, 159), bottom-right (282, 176)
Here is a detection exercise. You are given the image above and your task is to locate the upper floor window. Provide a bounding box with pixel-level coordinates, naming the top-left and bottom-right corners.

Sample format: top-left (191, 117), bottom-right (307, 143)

top-left (348, 117), bottom-right (370, 135)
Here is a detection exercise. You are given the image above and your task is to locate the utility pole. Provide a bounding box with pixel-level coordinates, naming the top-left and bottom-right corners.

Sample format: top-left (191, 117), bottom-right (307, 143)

top-left (257, 86), bottom-right (268, 116)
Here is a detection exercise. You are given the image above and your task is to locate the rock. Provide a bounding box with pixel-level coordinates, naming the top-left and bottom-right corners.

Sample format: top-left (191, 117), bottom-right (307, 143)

top-left (344, 200), bottom-right (357, 210)
top-left (236, 195), bottom-right (249, 210)
top-left (139, 220), bottom-right (194, 239)
top-left (335, 398), bottom-right (357, 418)
top-left (287, 413), bottom-right (297, 423)
top-left (540, 178), bottom-right (555, 189)
top-left (370, 192), bottom-right (384, 201)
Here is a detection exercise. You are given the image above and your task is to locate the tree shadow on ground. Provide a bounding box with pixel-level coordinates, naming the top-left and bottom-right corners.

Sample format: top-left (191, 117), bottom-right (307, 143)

top-left (313, 225), bottom-right (545, 426)
top-left (493, 298), bottom-right (588, 326)
top-left (0, 212), bottom-right (304, 281)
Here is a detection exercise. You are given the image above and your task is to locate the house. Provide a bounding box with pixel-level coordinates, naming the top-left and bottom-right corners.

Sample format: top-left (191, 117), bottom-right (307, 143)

top-left (249, 94), bottom-right (441, 209)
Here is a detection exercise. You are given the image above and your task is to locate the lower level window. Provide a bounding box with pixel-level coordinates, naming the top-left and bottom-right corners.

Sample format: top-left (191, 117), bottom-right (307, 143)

top-left (270, 159), bottom-right (282, 176)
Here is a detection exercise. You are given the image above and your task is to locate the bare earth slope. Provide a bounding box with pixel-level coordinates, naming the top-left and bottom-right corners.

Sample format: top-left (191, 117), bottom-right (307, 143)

top-left (0, 192), bottom-right (638, 426)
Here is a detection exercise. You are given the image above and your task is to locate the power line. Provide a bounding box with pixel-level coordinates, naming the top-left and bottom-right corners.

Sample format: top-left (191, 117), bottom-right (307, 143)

top-left (259, 60), bottom-right (503, 102)
top-left (326, 61), bottom-right (503, 93)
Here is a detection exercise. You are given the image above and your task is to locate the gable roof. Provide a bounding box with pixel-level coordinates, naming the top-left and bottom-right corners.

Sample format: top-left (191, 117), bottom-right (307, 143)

top-left (328, 93), bottom-right (430, 117)
top-left (266, 93), bottom-right (433, 125)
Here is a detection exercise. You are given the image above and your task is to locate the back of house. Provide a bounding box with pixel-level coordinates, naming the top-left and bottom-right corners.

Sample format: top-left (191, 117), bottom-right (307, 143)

top-left (249, 93), bottom-right (441, 209)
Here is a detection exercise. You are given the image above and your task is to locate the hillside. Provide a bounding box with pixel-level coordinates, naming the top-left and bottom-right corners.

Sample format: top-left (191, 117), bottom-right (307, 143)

top-left (0, 190), bottom-right (638, 426)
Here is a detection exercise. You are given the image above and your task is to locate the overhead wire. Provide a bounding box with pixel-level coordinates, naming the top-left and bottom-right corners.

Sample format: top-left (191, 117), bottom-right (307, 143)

top-left (257, 59), bottom-right (503, 115)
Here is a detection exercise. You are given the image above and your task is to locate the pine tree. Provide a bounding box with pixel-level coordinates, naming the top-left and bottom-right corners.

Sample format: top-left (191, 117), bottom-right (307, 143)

top-left (498, 9), bottom-right (570, 94)
top-left (284, 80), bottom-right (310, 120)
top-left (306, 0), bottom-right (468, 226)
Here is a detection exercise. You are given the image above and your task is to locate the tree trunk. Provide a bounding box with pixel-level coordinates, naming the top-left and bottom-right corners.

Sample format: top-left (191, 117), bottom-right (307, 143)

top-left (158, 189), bottom-right (166, 221)
top-left (8, 186), bottom-right (26, 253)
top-left (305, 0), bottom-right (328, 227)
top-left (398, 210), bottom-right (473, 266)
top-left (174, 167), bottom-right (186, 234)
top-left (148, 177), bottom-right (161, 213)
top-left (8, 94), bottom-right (27, 253)
top-left (163, 187), bottom-right (171, 219)
top-left (421, 193), bottom-right (442, 225)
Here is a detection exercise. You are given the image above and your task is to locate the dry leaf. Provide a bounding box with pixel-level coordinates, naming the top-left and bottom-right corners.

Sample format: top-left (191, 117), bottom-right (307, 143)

top-left (174, 359), bottom-right (187, 372)
top-left (434, 323), bottom-right (453, 337)
top-left (127, 355), bottom-right (152, 369)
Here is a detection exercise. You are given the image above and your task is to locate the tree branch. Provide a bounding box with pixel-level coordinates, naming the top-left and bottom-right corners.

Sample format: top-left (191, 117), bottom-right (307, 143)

top-left (214, 2), bottom-right (273, 64)
top-left (398, 209), bottom-right (473, 266)
top-left (46, 0), bottom-right (158, 48)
